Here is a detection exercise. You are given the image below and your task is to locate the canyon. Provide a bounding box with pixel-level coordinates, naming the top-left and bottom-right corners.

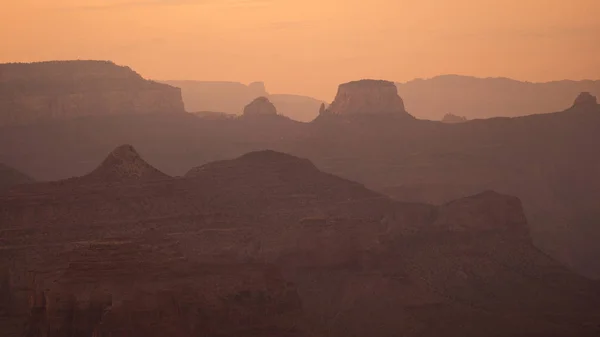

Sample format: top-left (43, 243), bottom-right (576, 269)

top-left (1, 146), bottom-right (599, 337)
top-left (1, 61), bottom-right (600, 335)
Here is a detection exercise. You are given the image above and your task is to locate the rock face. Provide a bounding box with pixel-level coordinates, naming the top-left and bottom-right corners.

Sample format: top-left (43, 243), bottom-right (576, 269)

top-left (325, 79), bottom-right (411, 117)
top-left (242, 96), bottom-right (278, 117)
top-left (572, 92), bottom-right (598, 109)
top-left (0, 60), bottom-right (185, 126)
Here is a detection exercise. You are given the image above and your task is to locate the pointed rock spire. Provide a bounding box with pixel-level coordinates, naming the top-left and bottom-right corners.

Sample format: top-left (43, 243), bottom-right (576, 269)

top-left (84, 144), bottom-right (169, 182)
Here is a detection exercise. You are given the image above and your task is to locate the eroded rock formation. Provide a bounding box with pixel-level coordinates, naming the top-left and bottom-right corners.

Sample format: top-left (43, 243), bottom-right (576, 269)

top-left (2, 147), bottom-right (599, 337)
top-left (324, 79), bottom-right (412, 117)
top-left (242, 96), bottom-right (278, 117)
top-left (0, 60), bottom-right (185, 126)
top-left (83, 144), bottom-right (170, 183)
top-left (572, 92), bottom-right (598, 109)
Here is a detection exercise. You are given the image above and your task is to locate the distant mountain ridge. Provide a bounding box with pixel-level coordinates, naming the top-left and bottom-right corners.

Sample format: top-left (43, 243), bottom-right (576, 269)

top-left (395, 74), bottom-right (600, 119)
top-left (162, 80), bottom-right (326, 122)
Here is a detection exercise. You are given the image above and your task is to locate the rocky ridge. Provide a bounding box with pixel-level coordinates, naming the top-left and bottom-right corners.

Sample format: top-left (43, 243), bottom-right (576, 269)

top-left (1, 146), bottom-right (599, 337)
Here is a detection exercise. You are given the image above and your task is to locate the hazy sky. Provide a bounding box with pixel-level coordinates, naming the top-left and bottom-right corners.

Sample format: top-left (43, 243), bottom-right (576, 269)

top-left (2, 0), bottom-right (600, 99)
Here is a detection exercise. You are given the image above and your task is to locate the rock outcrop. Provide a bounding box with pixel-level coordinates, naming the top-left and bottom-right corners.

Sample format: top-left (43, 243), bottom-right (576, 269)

top-left (242, 96), bottom-right (278, 117)
top-left (324, 79), bottom-right (412, 117)
top-left (441, 113), bottom-right (468, 123)
top-left (0, 60), bottom-right (185, 126)
top-left (82, 144), bottom-right (170, 183)
top-left (572, 92), bottom-right (598, 109)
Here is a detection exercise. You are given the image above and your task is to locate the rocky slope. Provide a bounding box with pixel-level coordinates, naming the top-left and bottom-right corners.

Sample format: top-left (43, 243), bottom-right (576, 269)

top-left (396, 74), bottom-right (600, 120)
top-left (0, 60), bottom-right (185, 126)
top-left (0, 164), bottom-right (33, 190)
top-left (1, 147), bottom-right (599, 336)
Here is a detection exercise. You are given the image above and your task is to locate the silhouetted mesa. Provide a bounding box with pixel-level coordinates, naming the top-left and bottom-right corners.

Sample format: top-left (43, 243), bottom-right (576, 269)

top-left (324, 79), bottom-right (412, 117)
top-left (0, 60), bottom-right (185, 126)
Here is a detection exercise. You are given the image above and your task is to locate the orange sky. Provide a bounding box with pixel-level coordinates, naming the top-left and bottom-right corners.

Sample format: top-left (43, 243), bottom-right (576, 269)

top-left (1, 0), bottom-right (600, 99)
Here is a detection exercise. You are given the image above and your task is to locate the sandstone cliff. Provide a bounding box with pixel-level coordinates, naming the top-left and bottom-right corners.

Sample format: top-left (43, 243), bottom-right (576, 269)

top-left (324, 79), bottom-right (412, 117)
top-left (0, 60), bottom-right (185, 126)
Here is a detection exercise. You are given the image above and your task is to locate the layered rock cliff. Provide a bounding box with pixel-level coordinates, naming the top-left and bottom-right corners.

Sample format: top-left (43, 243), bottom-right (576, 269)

top-left (324, 79), bottom-right (412, 117)
top-left (0, 60), bottom-right (185, 126)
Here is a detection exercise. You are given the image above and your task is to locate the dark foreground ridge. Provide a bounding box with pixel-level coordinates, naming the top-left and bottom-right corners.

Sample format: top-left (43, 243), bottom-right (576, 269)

top-left (1, 148), bottom-right (599, 337)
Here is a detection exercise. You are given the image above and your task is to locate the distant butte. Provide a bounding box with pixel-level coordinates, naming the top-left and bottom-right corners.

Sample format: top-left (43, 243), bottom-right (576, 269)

top-left (242, 96), bottom-right (278, 117)
top-left (572, 92), bottom-right (598, 109)
top-left (324, 79), bottom-right (413, 117)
